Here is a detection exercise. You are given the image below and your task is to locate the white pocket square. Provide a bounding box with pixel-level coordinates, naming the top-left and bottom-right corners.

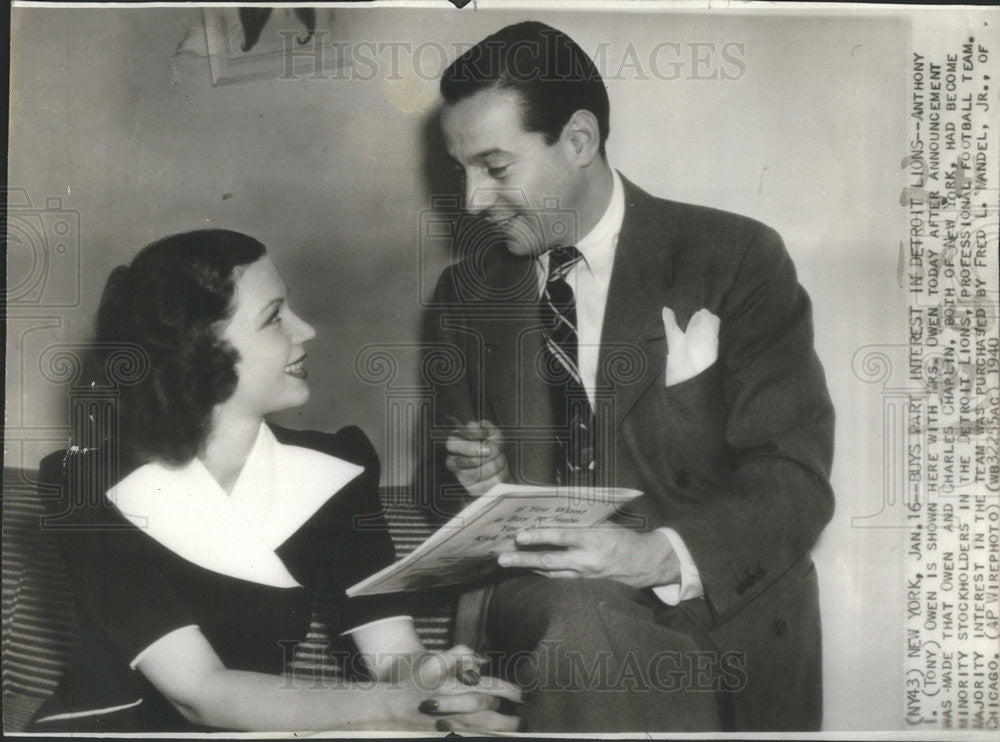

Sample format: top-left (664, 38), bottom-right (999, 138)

top-left (662, 307), bottom-right (720, 386)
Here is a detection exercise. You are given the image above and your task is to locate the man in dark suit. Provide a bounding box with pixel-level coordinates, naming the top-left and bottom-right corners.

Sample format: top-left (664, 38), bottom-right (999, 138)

top-left (426, 21), bottom-right (834, 732)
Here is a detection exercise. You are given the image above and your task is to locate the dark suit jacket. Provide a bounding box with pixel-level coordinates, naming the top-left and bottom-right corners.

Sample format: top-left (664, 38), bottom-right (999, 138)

top-left (426, 176), bottom-right (835, 730)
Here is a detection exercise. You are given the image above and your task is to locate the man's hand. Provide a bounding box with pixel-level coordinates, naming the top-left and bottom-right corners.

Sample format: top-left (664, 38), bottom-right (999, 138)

top-left (497, 525), bottom-right (682, 589)
top-left (444, 419), bottom-right (508, 498)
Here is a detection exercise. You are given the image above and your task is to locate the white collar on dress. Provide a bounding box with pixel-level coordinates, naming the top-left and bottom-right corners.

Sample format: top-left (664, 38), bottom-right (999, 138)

top-left (107, 424), bottom-right (364, 589)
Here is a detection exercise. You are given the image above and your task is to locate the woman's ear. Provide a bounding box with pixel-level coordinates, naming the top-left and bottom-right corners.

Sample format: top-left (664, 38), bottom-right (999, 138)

top-left (562, 109), bottom-right (602, 166)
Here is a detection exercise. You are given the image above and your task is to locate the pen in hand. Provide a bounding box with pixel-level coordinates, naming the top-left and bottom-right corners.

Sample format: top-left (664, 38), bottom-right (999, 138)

top-left (444, 416), bottom-right (508, 496)
top-left (445, 414), bottom-right (473, 438)
top-left (446, 415), bottom-right (491, 451)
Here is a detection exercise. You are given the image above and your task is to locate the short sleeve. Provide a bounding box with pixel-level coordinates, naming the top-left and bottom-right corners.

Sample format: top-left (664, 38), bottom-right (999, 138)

top-left (38, 451), bottom-right (198, 666)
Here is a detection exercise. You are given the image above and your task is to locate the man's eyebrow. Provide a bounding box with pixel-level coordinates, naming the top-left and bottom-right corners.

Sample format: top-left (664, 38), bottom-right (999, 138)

top-left (451, 149), bottom-right (511, 165)
top-left (470, 148), bottom-right (511, 161)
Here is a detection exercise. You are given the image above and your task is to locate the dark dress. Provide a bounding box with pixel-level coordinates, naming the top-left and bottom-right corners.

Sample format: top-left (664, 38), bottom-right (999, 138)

top-left (29, 424), bottom-right (403, 732)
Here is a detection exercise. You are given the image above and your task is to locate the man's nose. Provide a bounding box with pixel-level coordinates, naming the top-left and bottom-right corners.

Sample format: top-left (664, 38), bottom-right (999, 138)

top-left (464, 174), bottom-right (498, 216)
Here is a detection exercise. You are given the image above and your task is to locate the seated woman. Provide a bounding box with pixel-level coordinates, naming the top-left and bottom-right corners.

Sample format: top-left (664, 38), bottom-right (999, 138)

top-left (30, 230), bottom-right (519, 733)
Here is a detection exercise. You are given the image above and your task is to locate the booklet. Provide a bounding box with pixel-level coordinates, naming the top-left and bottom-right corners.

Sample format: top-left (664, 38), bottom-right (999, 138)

top-left (346, 484), bottom-right (642, 596)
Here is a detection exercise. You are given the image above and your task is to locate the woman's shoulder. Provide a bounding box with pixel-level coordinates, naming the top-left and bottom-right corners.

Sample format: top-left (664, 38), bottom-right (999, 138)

top-left (37, 448), bottom-right (136, 526)
top-left (40, 445), bottom-right (145, 493)
top-left (267, 423), bottom-right (379, 471)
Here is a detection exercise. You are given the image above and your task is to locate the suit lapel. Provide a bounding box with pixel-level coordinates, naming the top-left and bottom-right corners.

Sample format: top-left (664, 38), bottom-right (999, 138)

top-left (472, 179), bottom-right (681, 481)
top-left (474, 252), bottom-right (560, 481)
top-left (597, 177), bottom-right (677, 433)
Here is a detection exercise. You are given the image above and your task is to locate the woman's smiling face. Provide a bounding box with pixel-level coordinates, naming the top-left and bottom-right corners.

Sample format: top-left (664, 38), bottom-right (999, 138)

top-left (218, 256), bottom-right (316, 420)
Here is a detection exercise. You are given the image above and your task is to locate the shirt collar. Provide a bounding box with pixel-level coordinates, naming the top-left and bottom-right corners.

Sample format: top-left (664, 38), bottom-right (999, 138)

top-left (539, 169), bottom-right (625, 285)
top-left (107, 423), bottom-right (364, 588)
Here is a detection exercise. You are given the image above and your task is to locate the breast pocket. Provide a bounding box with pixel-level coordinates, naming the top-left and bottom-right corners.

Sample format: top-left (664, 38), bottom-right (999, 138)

top-left (631, 360), bottom-right (730, 496)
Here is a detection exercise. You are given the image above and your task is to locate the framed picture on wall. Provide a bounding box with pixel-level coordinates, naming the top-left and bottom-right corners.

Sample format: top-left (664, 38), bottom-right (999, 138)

top-left (203, 6), bottom-right (350, 85)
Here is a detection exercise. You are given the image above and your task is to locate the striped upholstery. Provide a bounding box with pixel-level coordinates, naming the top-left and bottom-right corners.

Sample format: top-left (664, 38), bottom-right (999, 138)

top-left (2, 467), bottom-right (79, 731)
top-left (1, 470), bottom-right (457, 731)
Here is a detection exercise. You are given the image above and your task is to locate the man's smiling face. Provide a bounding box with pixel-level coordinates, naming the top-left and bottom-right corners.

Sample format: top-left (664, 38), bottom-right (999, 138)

top-left (441, 88), bottom-right (583, 257)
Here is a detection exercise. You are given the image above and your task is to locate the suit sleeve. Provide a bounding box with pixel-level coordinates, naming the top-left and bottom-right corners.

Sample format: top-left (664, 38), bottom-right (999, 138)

top-left (420, 266), bottom-right (483, 520)
top-left (668, 225), bottom-right (835, 624)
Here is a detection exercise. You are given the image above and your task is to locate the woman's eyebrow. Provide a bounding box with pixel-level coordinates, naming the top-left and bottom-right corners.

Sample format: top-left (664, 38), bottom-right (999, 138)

top-left (256, 297), bottom-right (284, 318)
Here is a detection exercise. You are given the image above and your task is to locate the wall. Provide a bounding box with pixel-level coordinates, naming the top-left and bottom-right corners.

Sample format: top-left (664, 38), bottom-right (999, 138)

top-left (8, 5), bottom-right (909, 730)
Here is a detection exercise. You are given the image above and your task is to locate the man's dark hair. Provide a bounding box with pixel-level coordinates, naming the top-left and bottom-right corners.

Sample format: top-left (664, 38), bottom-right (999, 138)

top-left (441, 21), bottom-right (610, 157)
top-left (96, 229), bottom-right (266, 465)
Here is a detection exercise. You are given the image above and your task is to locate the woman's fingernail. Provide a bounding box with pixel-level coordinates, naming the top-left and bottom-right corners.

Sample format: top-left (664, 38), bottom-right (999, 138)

top-left (436, 719), bottom-right (453, 732)
top-left (498, 555), bottom-right (511, 567)
top-left (418, 699), bottom-right (439, 714)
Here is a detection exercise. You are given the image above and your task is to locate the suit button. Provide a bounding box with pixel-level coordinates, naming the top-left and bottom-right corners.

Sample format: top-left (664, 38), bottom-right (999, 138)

top-left (746, 573), bottom-right (757, 587)
top-left (674, 470), bottom-right (690, 487)
top-left (757, 566), bottom-right (766, 579)
top-left (774, 619), bottom-right (788, 637)
top-left (736, 582), bottom-right (746, 595)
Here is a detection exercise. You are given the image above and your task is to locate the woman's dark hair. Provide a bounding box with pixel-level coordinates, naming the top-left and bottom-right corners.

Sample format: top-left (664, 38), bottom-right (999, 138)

top-left (440, 21), bottom-right (610, 158)
top-left (96, 229), bottom-right (266, 465)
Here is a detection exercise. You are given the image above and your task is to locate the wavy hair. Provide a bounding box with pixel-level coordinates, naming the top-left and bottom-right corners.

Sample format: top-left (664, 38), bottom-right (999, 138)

top-left (96, 230), bottom-right (266, 465)
top-left (440, 21), bottom-right (610, 158)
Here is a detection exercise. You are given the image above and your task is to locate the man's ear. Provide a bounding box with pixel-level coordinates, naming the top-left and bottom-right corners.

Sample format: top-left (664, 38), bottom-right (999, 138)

top-left (562, 109), bottom-right (602, 166)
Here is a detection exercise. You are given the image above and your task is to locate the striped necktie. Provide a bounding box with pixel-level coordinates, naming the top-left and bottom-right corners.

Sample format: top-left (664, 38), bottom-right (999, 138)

top-left (540, 246), bottom-right (596, 484)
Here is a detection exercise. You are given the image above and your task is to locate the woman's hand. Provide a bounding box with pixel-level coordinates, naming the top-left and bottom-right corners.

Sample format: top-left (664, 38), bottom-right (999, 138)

top-left (419, 688), bottom-right (521, 733)
top-left (352, 622), bottom-right (520, 731)
top-left (389, 644), bottom-right (522, 732)
top-left (402, 643), bottom-right (479, 686)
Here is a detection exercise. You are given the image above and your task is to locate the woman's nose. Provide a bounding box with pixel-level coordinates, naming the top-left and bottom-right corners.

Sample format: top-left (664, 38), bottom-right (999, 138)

top-left (291, 312), bottom-right (316, 343)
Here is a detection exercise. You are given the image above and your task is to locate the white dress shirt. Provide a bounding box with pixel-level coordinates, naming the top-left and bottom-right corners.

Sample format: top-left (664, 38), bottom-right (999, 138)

top-left (537, 170), bottom-right (704, 605)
